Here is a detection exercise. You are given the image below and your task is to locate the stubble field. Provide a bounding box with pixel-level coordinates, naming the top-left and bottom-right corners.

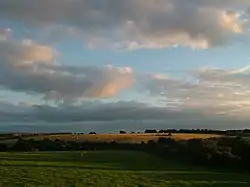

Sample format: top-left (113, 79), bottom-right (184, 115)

top-left (32, 133), bottom-right (222, 143)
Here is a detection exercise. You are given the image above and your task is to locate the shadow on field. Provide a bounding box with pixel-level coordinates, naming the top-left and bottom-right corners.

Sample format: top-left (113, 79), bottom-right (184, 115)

top-left (0, 163), bottom-right (120, 170)
top-left (1, 151), bottom-right (189, 171)
top-left (0, 150), bottom-right (204, 172)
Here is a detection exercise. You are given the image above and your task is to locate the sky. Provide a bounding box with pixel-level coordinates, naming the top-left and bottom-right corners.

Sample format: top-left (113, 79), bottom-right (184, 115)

top-left (1, 0), bottom-right (250, 133)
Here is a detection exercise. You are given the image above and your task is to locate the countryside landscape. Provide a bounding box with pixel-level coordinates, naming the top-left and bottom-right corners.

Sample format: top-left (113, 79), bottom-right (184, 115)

top-left (1, 0), bottom-right (250, 186)
top-left (0, 130), bottom-right (250, 187)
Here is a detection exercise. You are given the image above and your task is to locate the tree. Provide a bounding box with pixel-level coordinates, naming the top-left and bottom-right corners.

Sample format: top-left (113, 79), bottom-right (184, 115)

top-left (159, 129), bottom-right (167, 133)
top-left (144, 129), bottom-right (157, 133)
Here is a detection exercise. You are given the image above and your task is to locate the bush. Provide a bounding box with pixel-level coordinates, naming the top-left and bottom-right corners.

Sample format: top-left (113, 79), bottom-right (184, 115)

top-left (0, 143), bottom-right (7, 152)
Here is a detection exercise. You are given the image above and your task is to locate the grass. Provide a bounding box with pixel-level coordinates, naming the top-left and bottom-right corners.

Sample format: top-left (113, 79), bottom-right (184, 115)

top-left (32, 133), bottom-right (221, 143)
top-left (0, 150), bottom-right (249, 187)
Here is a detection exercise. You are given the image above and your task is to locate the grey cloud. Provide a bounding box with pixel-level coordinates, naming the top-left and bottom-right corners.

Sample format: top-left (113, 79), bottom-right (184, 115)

top-left (33, 101), bottom-right (205, 122)
top-left (0, 0), bottom-right (249, 49)
top-left (0, 101), bottom-right (203, 123)
top-left (1, 119), bottom-right (249, 133)
top-left (0, 100), bottom-right (249, 133)
top-left (181, 0), bottom-right (250, 7)
top-left (0, 28), bottom-right (11, 41)
top-left (0, 36), bottom-right (133, 101)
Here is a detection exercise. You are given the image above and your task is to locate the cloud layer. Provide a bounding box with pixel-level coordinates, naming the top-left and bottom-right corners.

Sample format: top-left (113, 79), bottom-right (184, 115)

top-left (1, 29), bottom-right (250, 119)
top-left (0, 0), bottom-right (249, 49)
top-left (1, 1), bottom-right (250, 131)
top-left (0, 31), bottom-right (133, 101)
top-left (141, 66), bottom-right (250, 117)
top-left (1, 100), bottom-right (250, 133)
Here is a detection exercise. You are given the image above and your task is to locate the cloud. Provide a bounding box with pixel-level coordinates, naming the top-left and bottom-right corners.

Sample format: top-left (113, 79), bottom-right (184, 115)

top-left (0, 35), bottom-right (133, 101)
top-left (0, 0), bottom-right (249, 49)
top-left (192, 66), bottom-right (250, 85)
top-left (1, 62), bottom-right (250, 131)
top-left (0, 100), bottom-right (249, 132)
top-left (0, 100), bottom-right (199, 123)
top-left (0, 28), bottom-right (11, 41)
top-left (1, 27), bottom-right (250, 120)
top-left (0, 100), bottom-right (237, 123)
top-left (140, 66), bottom-right (250, 117)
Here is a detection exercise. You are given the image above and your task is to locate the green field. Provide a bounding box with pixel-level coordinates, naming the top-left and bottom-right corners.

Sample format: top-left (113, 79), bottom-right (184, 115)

top-left (0, 151), bottom-right (249, 187)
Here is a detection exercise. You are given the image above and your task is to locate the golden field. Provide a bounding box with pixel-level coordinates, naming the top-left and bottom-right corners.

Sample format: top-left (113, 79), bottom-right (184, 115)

top-left (32, 133), bottom-right (222, 143)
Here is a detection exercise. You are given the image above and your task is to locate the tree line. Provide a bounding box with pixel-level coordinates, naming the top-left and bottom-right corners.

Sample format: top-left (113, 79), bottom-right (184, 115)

top-left (144, 129), bottom-right (250, 136)
top-left (1, 128), bottom-right (250, 139)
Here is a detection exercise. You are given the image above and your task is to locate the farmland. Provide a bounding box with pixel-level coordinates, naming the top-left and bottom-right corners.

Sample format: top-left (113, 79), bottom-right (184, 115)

top-left (0, 150), bottom-right (249, 187)
top-left (31, 133), bottom-right (222, 143)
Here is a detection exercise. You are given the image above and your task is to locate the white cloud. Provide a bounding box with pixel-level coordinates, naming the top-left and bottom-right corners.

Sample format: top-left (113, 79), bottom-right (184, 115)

top-left (0, 0), bottom-right (249, 49)
top-left (140, 66), bottom-right (250, 117)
